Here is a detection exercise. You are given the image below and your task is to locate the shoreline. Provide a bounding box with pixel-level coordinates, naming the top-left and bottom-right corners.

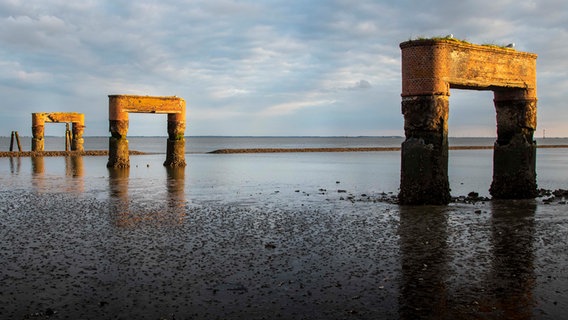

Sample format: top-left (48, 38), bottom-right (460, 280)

top-left (0, 150), bottom-right (148, 157)
top-left (208, 144), bottom-right (568, 154)
top-left (2, 144), bottom-right (568, 157)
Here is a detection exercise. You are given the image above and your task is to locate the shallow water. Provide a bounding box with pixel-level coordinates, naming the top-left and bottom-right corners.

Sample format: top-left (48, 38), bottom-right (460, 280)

top-left (1, 148), bottom-right (568, 319)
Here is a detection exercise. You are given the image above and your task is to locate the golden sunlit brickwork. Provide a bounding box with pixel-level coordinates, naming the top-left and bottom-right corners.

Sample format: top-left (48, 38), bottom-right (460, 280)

top-left (31, 112), bottom-right (85, 152)
top-left (400, 39), bottom-right (537, 98)
top-left (107, 95), bottom-right (187, 168)
top-left (398, 39), bottom-right (538, 204)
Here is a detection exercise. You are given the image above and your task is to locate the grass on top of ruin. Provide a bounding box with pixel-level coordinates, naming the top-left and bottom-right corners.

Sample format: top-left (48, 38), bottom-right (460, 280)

top-left (408, 35), bottom-right (515, 49)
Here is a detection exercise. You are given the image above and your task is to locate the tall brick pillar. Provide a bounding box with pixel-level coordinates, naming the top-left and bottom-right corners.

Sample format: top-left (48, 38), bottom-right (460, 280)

top-left (399, 94), bottom-right (451, 205)
top-left (399, 40), bottom-right (451, 204)
top-left (107, 96), bottom-right (130, 168)
top-left (490, 90), bottom-right (538, 198)
top-left (71, 122), bottom-right (85, 151)
top-left (31, 113), bottom-right (45, 152)
top-left (164, 111), bottom-right (186, 167)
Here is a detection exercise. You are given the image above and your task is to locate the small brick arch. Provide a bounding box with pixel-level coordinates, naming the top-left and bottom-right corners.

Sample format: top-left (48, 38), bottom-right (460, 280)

top-left (31, 112), bottom-right (85, 151)
top-left (107, 95), bottom-right (186, 168)
top-left (398, 39), bottom-right (538, 205)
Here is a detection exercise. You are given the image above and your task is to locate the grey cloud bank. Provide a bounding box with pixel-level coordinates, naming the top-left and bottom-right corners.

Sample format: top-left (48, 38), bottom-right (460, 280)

top-left (0, 0), bottom-right (567, 137)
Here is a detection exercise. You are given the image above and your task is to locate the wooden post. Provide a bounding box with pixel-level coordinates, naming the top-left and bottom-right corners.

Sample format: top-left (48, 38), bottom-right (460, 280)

top-left (65, 123), bottom-right (71, 151)
top-left (9, 131), bottom-right (22, 152)
top-left (10, 131), bottom-right (15, 152)
top-left (15, 131), bottom-right (22, 152)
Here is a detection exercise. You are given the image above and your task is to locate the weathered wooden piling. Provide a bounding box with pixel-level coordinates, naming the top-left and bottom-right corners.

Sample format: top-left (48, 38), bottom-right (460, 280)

top-left (10, 131), bottom-right (22, 152)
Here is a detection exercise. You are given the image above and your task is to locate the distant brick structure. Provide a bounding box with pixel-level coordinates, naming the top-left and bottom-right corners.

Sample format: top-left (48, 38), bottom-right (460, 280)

top-left (31, 112), bottom-right (85, 152)
top-left (399, 39), bottom-right (537, 204)
top-left (107, 95), bottom-right (187, 168)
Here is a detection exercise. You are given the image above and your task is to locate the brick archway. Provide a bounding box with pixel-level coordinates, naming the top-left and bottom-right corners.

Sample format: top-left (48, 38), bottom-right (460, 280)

top-left (398, 39), bottom-right (537, 205)
top-left (107, 95), bottom-right (186, 168)
top-left (31, 112), bottom-right (85, 151)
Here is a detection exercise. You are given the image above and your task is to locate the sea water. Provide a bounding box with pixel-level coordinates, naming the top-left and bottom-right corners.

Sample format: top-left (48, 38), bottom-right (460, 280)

top-left (1, 136), bottom-right (567, 199)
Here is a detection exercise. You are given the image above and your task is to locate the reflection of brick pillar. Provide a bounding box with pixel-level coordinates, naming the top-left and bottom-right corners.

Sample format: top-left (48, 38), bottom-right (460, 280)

top-left (31, 113), bottom-right (45, 152)
top-left (108, 167), bottom-right (131, 228)
top-left (399, 206), bottom-right (449, 318)
top-left (164, 112), bottom-right (186, 167)
top-left (490, 90), bottom-right (538, 198)
top-left (399, 94), bottom-right (450, 205)
top-left (31, 155), bottom-right (45, 175)
top-left (488, 201), bottom-right (536, 317)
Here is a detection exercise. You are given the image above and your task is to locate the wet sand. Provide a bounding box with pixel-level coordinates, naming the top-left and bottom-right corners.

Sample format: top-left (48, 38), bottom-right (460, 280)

top-left (1, 150), bottom-right (567, 319)
top-left (1, 186), bottom-right (567, 319)
top-left (0, 150), bottom-right (147, 157)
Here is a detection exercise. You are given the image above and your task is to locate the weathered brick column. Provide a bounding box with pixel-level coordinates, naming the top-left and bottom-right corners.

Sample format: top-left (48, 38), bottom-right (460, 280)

top-left (399, 41), bottom-right (452, 204)
top-left (31, 112), bottom-right (85, 152)
top-left (31, 113), bottom-right (45, 152)
top-left (71, 123), bottom-right (85, 152)
top-left (400, 94), bottom-right (451, 204)
top-left (399, 39), bottom-right (537, 204)
top-left (490, 90), bottom-right (538, 198)
top-left (107, 95), bottom-right (187, 168)
top-left (164, 111), bottom-right (186, 167)
top-left (107, 96), bottom-right (130, 168)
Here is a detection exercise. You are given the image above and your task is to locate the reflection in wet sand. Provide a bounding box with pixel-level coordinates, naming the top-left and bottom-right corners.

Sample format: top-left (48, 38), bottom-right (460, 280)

top-left (485, 200), bottom-right (536, 319)
top-left (398, 206), bottom-right (450, 319)
top-left (166, 166), bottom-right (186, 207)
top-left (398, 202), bottom-right (537, 319)
top-left (65, 155), bottom-right (84, 192)
top-left (9, 156), bottom-right (21, 174)
top-left (31, 156), bottom-right (44, 175)
top-left (108, 167), bottom-right (130, 227)
top-left (109, 167), bottom-right (187, 227)
top-left (31, 156), bottom-right (45, 192)
top-left (108, 167), bottom-right (130, 199)
top-left (65, 155), bottom-right (84, 177)
top-left (31, 156), bottom-right (85, 193)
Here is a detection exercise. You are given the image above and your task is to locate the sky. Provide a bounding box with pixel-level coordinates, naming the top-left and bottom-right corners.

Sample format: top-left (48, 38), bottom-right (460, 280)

top-left (1, 0), bottom-right (567, 137)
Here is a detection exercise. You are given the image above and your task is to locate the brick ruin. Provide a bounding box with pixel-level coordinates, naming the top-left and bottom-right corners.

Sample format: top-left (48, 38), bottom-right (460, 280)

top-left (399, 39), bottom-right (538, 204)
top-left (31, 112), bottom-right (85, 152)
top-left (107, 95), bottom-right (186, 168)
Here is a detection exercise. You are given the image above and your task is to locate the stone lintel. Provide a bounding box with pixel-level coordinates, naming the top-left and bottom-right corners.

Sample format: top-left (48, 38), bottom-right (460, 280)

top-left (400, 39), bottom-right (537, 98)
top-left (32, 112), bottom-right (85, 126)
top-left (109, 95), bottom-right (186, 120)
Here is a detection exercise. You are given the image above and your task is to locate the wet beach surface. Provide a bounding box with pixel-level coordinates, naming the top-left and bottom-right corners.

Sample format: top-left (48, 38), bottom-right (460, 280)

top-left (1, 152), bottom-right (567, 319)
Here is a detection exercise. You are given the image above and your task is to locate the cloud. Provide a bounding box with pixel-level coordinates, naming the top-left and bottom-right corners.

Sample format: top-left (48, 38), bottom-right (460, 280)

top-left (0, 60), bottom-right (51, 84)
top-left (260, 99), bottom-right (336, 117)
top-left (210, 87), bottom-right (252, 99)
top-left (0, 0), bottom-right (567, 136)
top-left (343, 79), bottom-right (372, 91)
top-left (355, 80), bottom-right (371, 89)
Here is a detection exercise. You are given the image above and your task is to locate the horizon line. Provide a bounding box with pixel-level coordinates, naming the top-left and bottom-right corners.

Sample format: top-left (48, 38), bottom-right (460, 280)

top-left (3, 135), bottom-right (567, 139)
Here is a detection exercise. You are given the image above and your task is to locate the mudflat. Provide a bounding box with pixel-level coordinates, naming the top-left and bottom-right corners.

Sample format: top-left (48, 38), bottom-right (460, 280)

top-left (1, 151), bottom-right (567, 319)
top-left (1, 189), bottom-right (567, 319)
